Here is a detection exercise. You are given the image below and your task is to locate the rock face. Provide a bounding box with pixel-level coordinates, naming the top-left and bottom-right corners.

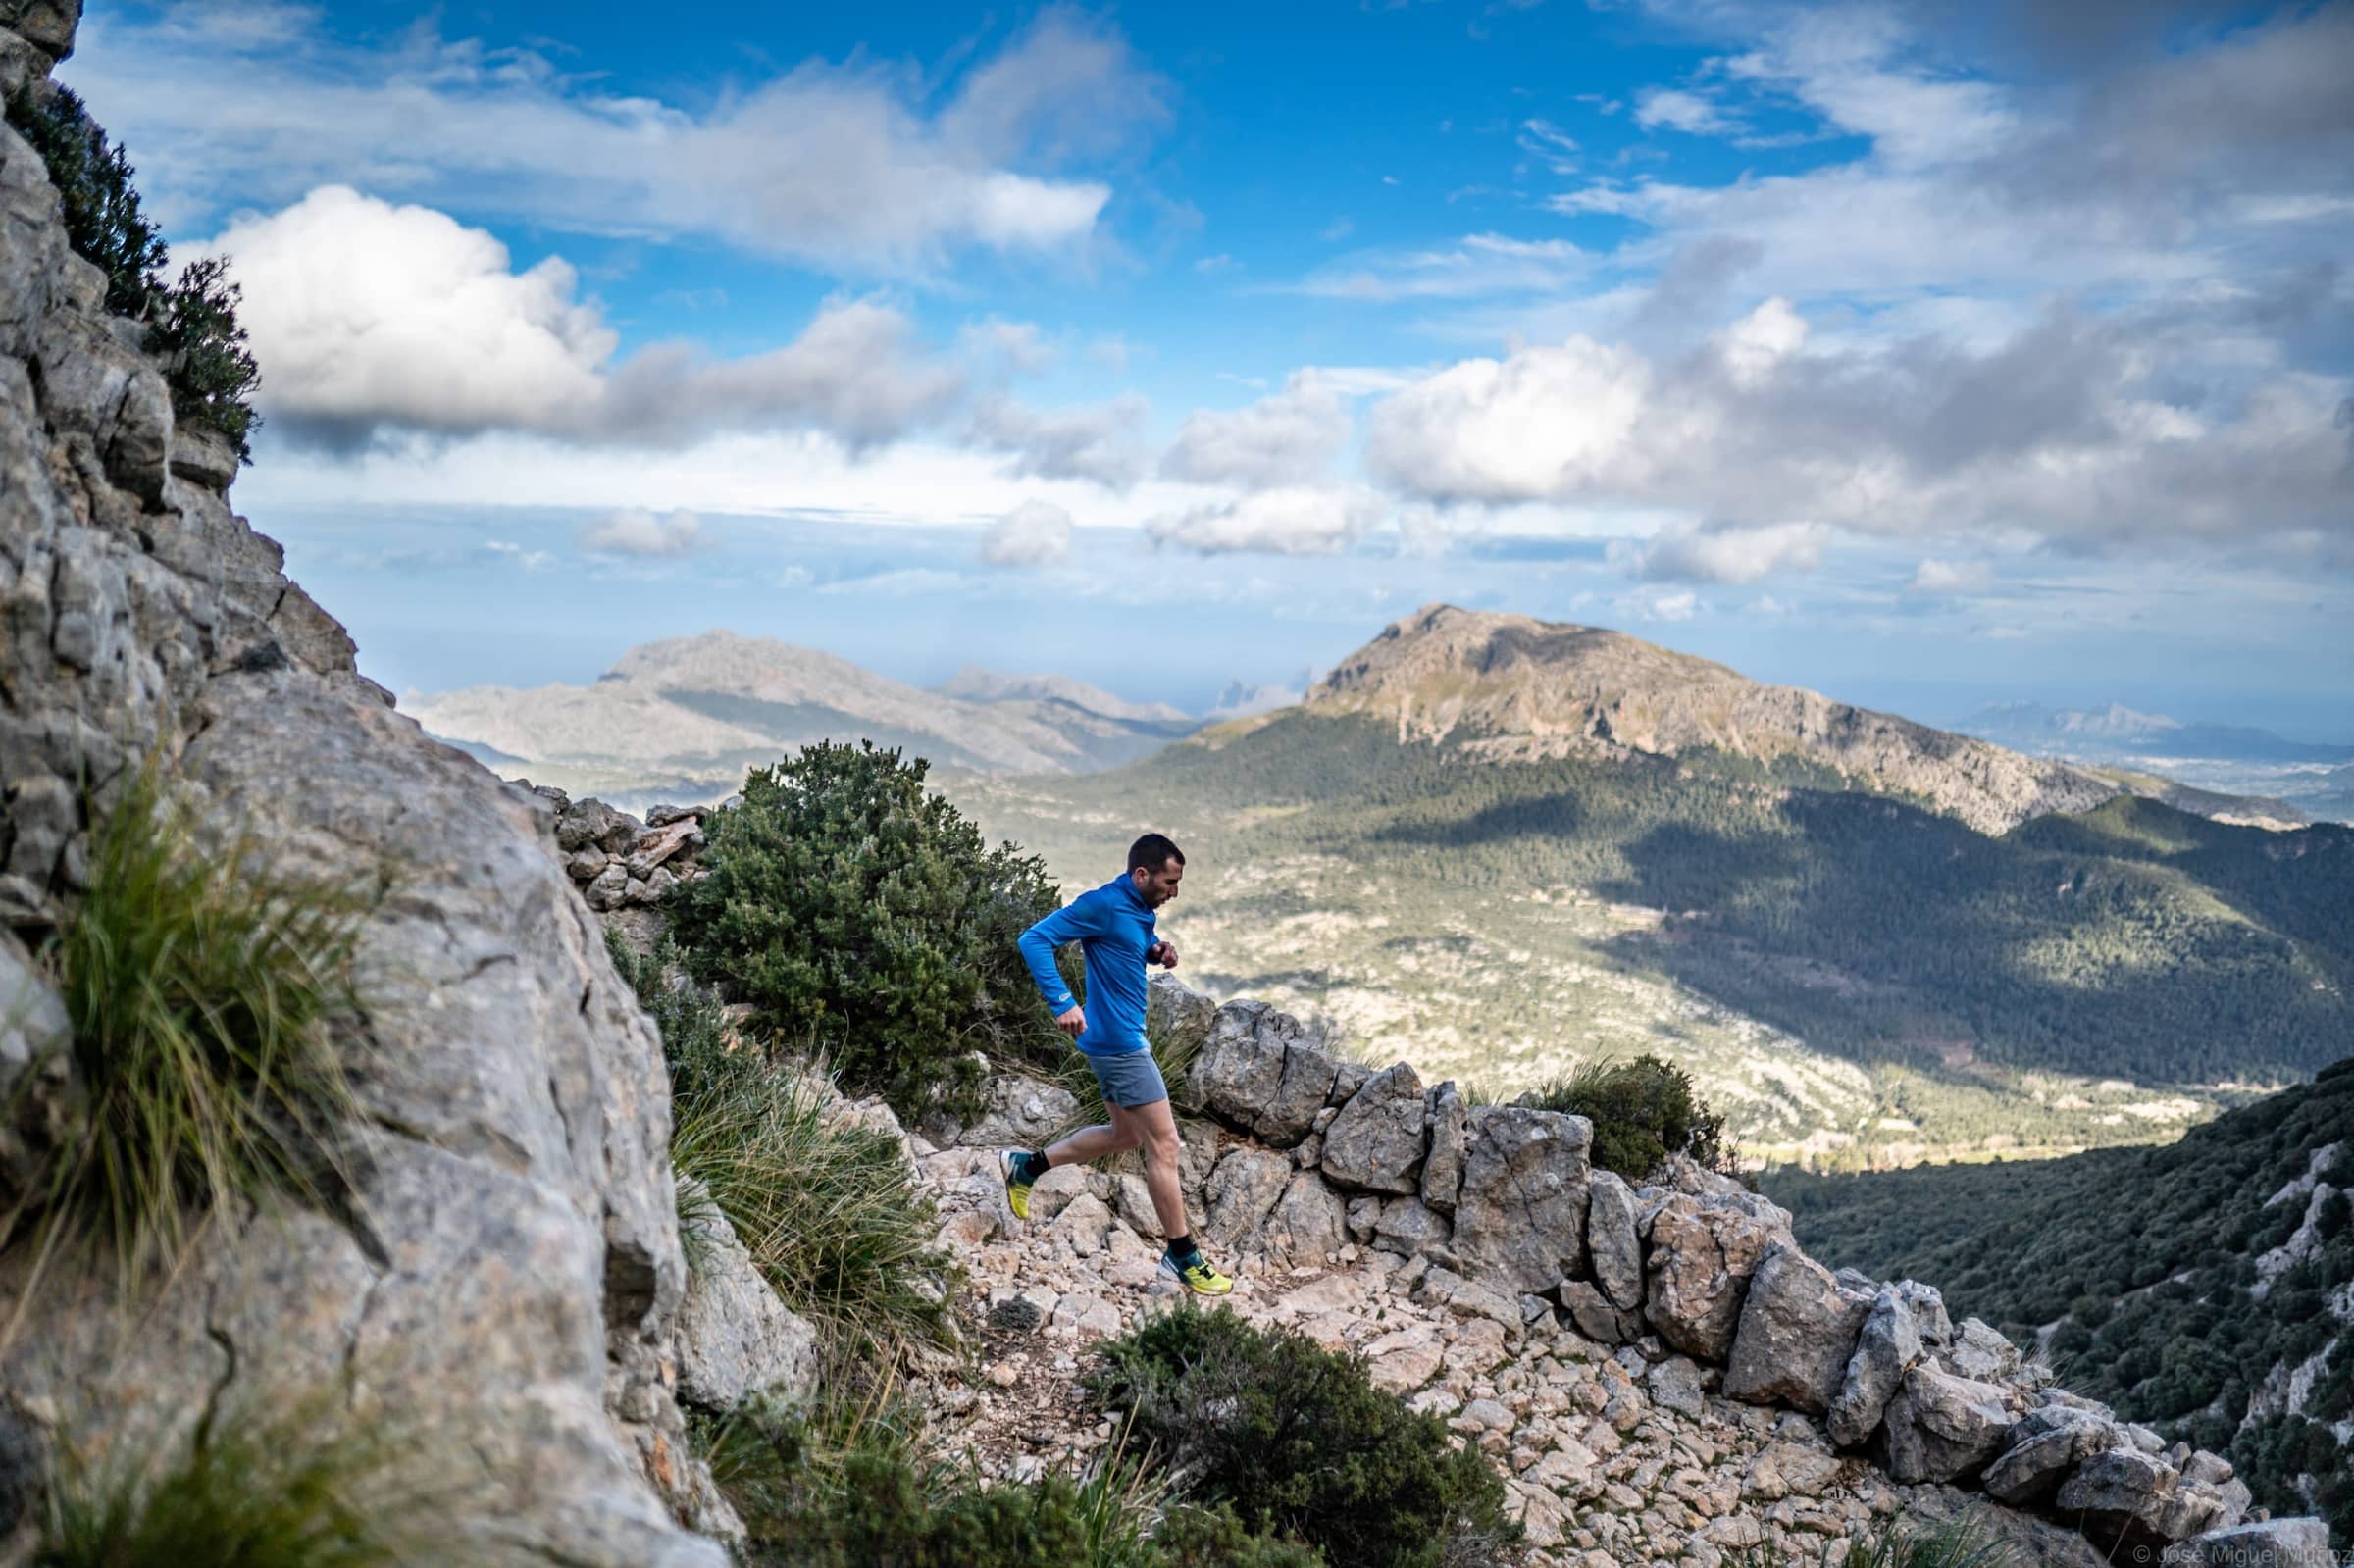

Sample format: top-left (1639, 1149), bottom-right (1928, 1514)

top-left (2164, 1519), bottom-right (2333, 1568)
top-left (1188, 1000), bottom-right (1337, 1146)
top-left (1983, 1405), bottom-right (2117, 1506)
top-left (1827, 1284), bottom-right (1928, 1447)
top-left (0, 24), bottom-right (721, 1564)
top-left (1723, 1244), bottom-right (1869, 1416)
top-left (1319, 1061), bottom-right (1426, 1193)
top-left (1421, 1080), bottom-right (1467, 1212)
top-left (1450, 1106), bottom-right (1593, 1294)
top-left (1585, 1170), bottom-right (1644, 1312)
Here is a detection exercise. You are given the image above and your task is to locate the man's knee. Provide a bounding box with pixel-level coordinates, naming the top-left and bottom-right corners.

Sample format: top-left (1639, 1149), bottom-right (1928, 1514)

top-left (1142, 1127), bottom-right (1182, 1168)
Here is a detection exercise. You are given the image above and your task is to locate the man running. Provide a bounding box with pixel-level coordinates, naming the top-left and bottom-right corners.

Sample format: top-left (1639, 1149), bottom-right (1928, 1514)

top-left (1001, 833), bottom-right (1233, 1295)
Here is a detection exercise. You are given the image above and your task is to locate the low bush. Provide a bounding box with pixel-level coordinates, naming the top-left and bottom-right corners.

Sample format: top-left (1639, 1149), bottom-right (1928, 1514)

top-left (1520, 1053), bottom-right (1732, 1182)
top-left (144, 255), bottom-right (264, 461)
top-left (693, 1387), bottom-right (1315, 1568)
top-left (26, 763), bottom-right (364, 1281)
top-left (667, 741), bottom-right (1069, 1119)
top-left (1734, 1517), bottom-right (2013, 1568)
top-left (1088, 1309), bottom-right (1516, 1568)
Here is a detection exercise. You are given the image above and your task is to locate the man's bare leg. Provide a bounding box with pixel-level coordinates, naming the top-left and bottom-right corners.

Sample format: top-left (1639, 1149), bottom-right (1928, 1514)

top-left (1123, 1098), bottom-right (1191, 1240)
top-left (1043, 1103), bottom-right (1141, 1169)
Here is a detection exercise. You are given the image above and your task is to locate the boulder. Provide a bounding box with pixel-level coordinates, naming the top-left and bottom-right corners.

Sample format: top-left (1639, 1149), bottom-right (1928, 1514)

top-left (2163, 1519), bottom-right (2334, 1568)
top-left (1203, 1146), bottom-right (1294, 1245)
top-left (1450, 1106), bottom-right (1593, 1294)
top-left (1372, 1194), bottom-right (1452, 1258)
top-left (1421, 1081), bottom-right (1468, 1212)
top-left (2058, 1445), bottom-right (2191, 1546)
top-left (921, 1071), bottom-right (1078, 1149)
top-left (1257, 1170), bottom-right (1350, 1264)
top-left (1723, 1243), bottom-right (1869, 1416)
top-left (1896, 1278), bottom-right (1954, 1346)
top-left (0, 1), bottom-right (81, 60)
top-left (0, 929), bottom-right (77, 1203)
top-left (1827, 1283), bottom-right (1927, 1447)
top-left (1643, 1188), bottom-right (1792, 1361)
top-left (1586, 1169), bottom-right (1644, 1312)
top-left (1942, 1315), bottom-right (2022, 1382)
top-left (1188, 1000), bottom-right (1337, 1145)
top-left (1319, 1061), bottom-right (1426, 1193)
top-left (1645, 1355), bottom-right (1708, 1418)
top-left (1559, 1279), bottom-right (1643, 1343)
top-left (1982, 1404), bottom-right (2117, 1506)
top-left (1880, 1364), bottom-right (2016, 1484)
top-left (672, 1183), bottom-right (819, 1414)
top-left (1147, 972), bottom-right (1217, 1059)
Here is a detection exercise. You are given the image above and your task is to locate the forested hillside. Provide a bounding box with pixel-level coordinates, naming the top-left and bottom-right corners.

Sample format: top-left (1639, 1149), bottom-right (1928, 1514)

top-left (1768, 1059), bottom-right (2354, 1540)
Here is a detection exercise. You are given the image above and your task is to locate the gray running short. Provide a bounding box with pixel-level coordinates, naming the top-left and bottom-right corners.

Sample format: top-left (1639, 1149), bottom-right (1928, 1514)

top-left (1085, 1048), bottom-right (1169, 1108)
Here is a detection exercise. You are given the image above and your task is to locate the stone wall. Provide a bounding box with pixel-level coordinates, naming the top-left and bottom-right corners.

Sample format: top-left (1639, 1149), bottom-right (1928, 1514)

top-left (0, 11), bottom-right (721, 1562)
top-left (1130, 974), bottom-right (2327, 1566)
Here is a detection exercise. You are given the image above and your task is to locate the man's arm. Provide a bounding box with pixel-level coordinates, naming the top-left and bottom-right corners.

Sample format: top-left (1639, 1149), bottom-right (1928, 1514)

top-left (1017, 895), bottom-right (1098, 1035)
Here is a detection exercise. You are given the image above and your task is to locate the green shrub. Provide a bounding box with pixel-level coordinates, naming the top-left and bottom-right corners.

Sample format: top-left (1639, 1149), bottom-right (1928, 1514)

top-left (3, 86), bottom-right (263, 462)
top-left (1088, 1309), bottom-right (1516, 1568)
top-left (1521, 1054), bottom-right (1732, 1182)
top-left (33, 1395), bottom-right (457, 1568)
top-left (603, 932), bottom-right (736, 1099)
top-left (145, 255), bottom-right (264, 461)
top-left (1734, 1517), bottom-right (2014, 1568)
top-left (28, 763), bottom-right (363, 1280)
top-left (693, 1388), bottom-right (1315, 1568)
top-left (3, 85), bottom-right (164, 317)
top-left (667, 741), bottom-right (1067, 1118)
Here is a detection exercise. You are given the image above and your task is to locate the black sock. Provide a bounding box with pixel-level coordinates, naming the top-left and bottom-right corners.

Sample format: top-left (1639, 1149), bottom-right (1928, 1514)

top-left (1165, 1233), bottom-right (1196, 1258)
top-left (1021, 1151), bottom-right (1051, 1182)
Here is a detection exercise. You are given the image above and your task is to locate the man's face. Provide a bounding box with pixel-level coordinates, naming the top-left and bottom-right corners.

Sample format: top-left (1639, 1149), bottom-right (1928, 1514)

top-left (1133, 857), bottom-right (1184, 909)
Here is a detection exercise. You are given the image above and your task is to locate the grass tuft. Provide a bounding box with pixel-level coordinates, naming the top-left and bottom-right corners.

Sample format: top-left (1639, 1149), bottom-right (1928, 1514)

top-left (22, 761), bottom-right (365, 1282)
top-left (33, 1394), bottom-right (463, 1568)
top-left (1734, 1517), bottom-right (2016, 1568)
top-left (606, 935), bottom-right (955, 1364)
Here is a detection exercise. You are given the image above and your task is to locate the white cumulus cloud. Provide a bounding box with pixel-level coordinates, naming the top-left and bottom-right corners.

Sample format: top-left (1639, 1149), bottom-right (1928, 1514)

top-left (1145, 486), bottom-right (1385, 556)
top-left (1631, 521), bottom-right (1831, 583)
top-left (979, 499), bottom-right (1075, 567)
top-left (1160, 371), bottom-right (1354, 487)
top-left (205, 187), bottom-right (963, 448)
top-left (581, 507), bottom-right (704, 557)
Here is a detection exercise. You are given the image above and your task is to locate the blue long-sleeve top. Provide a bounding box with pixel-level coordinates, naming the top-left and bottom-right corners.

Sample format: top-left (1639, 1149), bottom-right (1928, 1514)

top-left (1017, 875), bottom-right (1157, 1057)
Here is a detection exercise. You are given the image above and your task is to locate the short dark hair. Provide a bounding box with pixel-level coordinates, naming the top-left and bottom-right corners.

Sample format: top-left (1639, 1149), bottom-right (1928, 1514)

top-left (1128, 833), bottom-right (1184, 874)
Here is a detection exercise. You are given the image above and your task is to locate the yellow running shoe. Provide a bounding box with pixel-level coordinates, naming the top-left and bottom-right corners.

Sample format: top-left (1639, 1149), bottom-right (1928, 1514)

top-left (999, 1149), bottom-right (1042, 1223)
top-left (1160, 1248), bottom-right (1234, 1296)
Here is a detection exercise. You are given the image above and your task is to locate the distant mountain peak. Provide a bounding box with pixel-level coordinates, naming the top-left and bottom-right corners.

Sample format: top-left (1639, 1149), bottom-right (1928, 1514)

top-left (935, 665), bottom-right (1189, 725)
top-left (1307, 604), bottom-right (2117, 835)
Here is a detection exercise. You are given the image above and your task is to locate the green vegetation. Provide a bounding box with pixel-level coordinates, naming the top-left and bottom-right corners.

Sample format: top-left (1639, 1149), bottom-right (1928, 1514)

top-left (3, 85), bottom-right (264, 458)
top-left (1767, 1056), bottom-right (2354, 1542)
top-left (607, 936), bottom-right (954, 1363)
top-left (692, 1383), bottom-right (1317, 1568)
top-left (1508, 1054), bottom-right (1734, 1182)
top-left (1088, 1308), bottom-right (1517, 1568)
top-left (667, 741), bottom-right (1074, 1119)
top-left (943, 712), bottom-right (2350, 1159)
top-left (24, 763), bottom-right (363, 1280)
top-left (33, 1396), bottom-right (450, 1568)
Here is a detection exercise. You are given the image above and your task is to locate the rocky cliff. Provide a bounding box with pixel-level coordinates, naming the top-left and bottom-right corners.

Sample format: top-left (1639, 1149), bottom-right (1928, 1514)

top-left (898, 974), bottom-right (2332, 1566)
top-left (0, 7), bottom-right (722, 1560)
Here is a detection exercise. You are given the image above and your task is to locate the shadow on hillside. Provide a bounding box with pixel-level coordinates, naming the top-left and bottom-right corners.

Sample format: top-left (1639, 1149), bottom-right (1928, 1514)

top-left (1587, 791), bottom-right (2348, 1086)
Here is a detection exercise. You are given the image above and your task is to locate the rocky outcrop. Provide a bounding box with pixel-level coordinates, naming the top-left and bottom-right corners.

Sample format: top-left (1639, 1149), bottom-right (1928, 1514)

top-left (0, 20), bottom-right (720, 1562)
top-left (673, 1184), bottom-right (819, 1415)
top-left (1123, 975), bottom-right (2323, 1563)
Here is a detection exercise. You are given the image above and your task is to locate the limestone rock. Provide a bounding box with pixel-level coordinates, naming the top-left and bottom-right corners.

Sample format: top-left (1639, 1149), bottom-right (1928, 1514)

top-left (922, 1071), bottom-right (1078, 1149)
top-left (0, 1), bottom-right (80, 60)
top-left (1646, 1355), bottom-right (1707, 1418)
top-left (1146, 972), bottom-right (1216, 1058)
top-left (1643, 1189), bottom-right (1792, 1361)
top-left (1828, 1284), bottom-right (1927, 1447)
top-left (1450, 1105), bottom-right (1592, 1294)
top-left (1318, 1060), bottom-right (1425, 1193)
top-left (1942, 1316), bottom-right (2022, 1382)
top-left (2058, 1444), bottom-right (2211, 1545)
top-left (1880, 1364), bottom-right (2016, 1484)
top-left (1372, 1194), bottom-right (1451, 1257)
top-left (673, 1184), bottom-right (819, 1414)
top-left (2162, 1519), bottom-right (2333, 1568)
top-left (1203, 1146), bottom-right (1293, 1245)
top-left (1188, 999), bottom-right (1336, 1145)
top-left (1586, 1168), bottom-right (1644, 1312)
top-left (1256, 1170), bottom-right (1350, 1264)
top-left (1723, 1243), bottom-right (1869, 1416)
top-left (1560, 1279), bottom-right (1644, 1343)
top-left (1421, 1080), bottom-right (1468, 1212)
top-left (0, 929), bottom-right (77, 1201)
top-left (1982, 1405), bottom-right (2116, 1506)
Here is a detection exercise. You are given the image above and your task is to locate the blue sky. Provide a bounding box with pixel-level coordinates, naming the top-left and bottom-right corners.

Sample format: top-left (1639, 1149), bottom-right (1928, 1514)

top-left (55, 1), bottom-right (2354, 734)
